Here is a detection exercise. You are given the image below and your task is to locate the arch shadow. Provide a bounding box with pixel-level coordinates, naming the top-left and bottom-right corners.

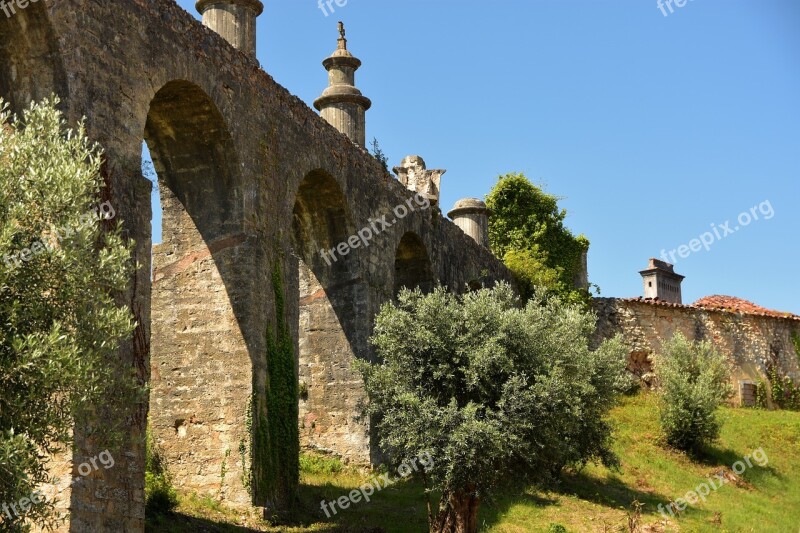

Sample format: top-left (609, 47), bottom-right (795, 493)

top-left (291, 169), bottom-right (373, 464)
top-left (145, 79), bottom-right (257, 508)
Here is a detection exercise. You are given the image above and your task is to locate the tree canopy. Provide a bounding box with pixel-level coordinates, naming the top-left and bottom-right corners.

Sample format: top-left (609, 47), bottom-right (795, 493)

top-left (485, 173), bottom-right (590, 304)
top-left (0, 98), bottom-right (140, 530)
top-left (357, 284), bottom-right (627, 532)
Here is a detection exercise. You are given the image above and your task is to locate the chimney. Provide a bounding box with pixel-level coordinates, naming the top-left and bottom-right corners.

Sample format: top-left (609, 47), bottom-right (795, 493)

top-left (639, 258), bottom-right (685, 304)
top-left (196, 0), bottom-right (263, 58)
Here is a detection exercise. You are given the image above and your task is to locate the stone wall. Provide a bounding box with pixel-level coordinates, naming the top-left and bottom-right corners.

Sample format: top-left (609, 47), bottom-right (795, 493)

top-left (0, 0), bottom-right (513, 529)
top-left (593, 298), bottom-right (800, 405)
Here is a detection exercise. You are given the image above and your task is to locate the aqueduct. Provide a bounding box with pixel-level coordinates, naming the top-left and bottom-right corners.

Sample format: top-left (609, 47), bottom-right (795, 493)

top-left (0, 0), bottom-right (511, 530)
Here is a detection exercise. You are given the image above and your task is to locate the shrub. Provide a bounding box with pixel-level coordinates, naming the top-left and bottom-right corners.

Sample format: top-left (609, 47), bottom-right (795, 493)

top-left (145, 429), bottom-right (178, 514)
top-left (145, 471), bottom-right (179, 515)
top-left (654, 334), bottom-right (732, 452)
top-left (356, 283), bottom-right (628, 532)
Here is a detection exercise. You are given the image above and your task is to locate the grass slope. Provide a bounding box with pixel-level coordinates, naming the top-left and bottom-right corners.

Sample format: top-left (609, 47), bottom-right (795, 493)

top-left (147, 393), bottom-right (800, 532)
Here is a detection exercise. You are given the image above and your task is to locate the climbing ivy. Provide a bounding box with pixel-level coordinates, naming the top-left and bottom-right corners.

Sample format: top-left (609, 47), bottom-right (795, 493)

top-left (792, 330), bottom-right (800, 363)
top-left (219, 449), bottom-right (231, 498)
top-left (754, 380), bottom-right (768, 409)
top-left (251, 262), bottom-right (299, 519)
top-left (485, 173), bottom-right (591, 305)
top-left (240, 399), bottom-right (252, 492)
top-left (768, 367), bottom-right (800, 411)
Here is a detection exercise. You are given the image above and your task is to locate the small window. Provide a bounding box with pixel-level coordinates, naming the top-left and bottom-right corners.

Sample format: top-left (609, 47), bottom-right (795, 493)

top-left (648, 282), bottom-right (652, 287)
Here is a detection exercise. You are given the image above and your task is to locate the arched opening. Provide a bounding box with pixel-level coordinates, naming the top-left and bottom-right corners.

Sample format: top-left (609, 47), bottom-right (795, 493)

top-left (0, 2), bottom-right (68, 115)
top-left (394, 232), bottom-right (435, 295)
top-left (292, 170), bottom-right (371, 463)
top-left (145, 80), bottom-right (252, 506)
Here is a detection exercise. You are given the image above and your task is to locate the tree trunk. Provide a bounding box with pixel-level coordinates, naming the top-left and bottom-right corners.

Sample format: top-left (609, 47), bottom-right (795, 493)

top-left (430, 488), bottom-right (480, 533)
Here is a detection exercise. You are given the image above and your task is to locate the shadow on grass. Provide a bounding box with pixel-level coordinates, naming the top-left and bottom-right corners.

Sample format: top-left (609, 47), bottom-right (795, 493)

top-left (297, 479), bottom-right (431, 532)
top-left (476, 444), bottom-right (784, 531)
top-left (146, 508), bottom-right (383, 533)
top-left (693, 444), bottom-right (782, 486)
top-left (146, 511), bottom-right (268, 533)
top-left (478, 470), bottom-right (679, 530)
top-left (146, 478), bottom-right (425, 533)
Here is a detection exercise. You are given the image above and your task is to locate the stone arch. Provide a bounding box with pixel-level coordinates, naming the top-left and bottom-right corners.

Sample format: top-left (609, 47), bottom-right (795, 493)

top-left (145, 80), bottom-right (253, 506)
top-left (0, 1), bottom-right (68, 115)
top-left (145, 80), bottom-right (241, 241)
top-left (292, 169), bottom-right (355, 272)
top-left (394, 231), bottom-right (435, 295)
top-left (292, 169), bottom-right (371, 463)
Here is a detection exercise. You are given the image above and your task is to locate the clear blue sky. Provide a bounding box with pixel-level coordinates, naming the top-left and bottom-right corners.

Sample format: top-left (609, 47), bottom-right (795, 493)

top-left (162, 0), bottom-right (800, 314)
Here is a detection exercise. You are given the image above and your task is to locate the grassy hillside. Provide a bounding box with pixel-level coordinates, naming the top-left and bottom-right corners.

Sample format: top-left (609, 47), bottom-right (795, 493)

top-left (146, 393), bottom-right (800, 532)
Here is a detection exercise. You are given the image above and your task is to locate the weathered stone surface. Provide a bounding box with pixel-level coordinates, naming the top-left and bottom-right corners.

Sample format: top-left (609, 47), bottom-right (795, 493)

top-left (196, 0), bottom-right (263, 58)
top-left (393, 155), bottom-right (446, 208)
top-left (594, 298), bottom-right (800, 404)
top-left (448, 198), bottom-right (490, 248)
top-left (0, 1), bottom-right (513, 530)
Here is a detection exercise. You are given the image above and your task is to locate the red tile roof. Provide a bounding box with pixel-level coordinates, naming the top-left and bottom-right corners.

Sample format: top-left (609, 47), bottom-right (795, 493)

top-left (693, 295), bottom-right (798, 320)
top-left (611, 295), bottom-right (800, 322)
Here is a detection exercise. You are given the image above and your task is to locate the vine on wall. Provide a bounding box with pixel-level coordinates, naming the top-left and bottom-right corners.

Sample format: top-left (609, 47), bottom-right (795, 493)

top-left (250, 262), bottom-right (299, 518)
top-left (756, 363), bottom-right (800, 412)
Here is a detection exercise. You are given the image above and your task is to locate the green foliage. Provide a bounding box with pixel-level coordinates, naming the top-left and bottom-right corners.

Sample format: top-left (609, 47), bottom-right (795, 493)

top-left (298, 380), bottom-right (308, 401)
top-left (654, 334), bottom-right (732, 452)
top-left (145, 472), bottom-right (179, 516)
top-left (755, 380), bottom-right (769, 409)
top-left (370, 137), bottom-right (390, 174)
top-left (768, 367), bottom-right (800, 411)
top-left (792, 330), bottom-right (800, 362)
top-left (485, 173), bottom-right (591, 305)
top-left (548, 524), bottom-right (568, 533)
top-left (252, 262), bottom-right (299, 516)
top-left (219, 448), bottom-right (231, 497)
top-left (240, 399), bottom-right (252, 492)
top-left (145, 428), bottom-right (178, 515)
top-left (0, 97), bottom-right (140, 530)
top-left (356, 283), bottom-right (628, 527)
top-left (299, 452), bottom-right (344, 476)
top-left (771, 367), bottom-right (785, 407)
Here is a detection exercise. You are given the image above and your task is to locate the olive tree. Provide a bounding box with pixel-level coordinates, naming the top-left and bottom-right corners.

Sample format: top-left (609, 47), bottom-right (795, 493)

top-left (0, 98), bottom-right (139, 531)
top-left (654, 333), bottom-right (732, 452)
top-left (356, 283), bottom-right (627, 533)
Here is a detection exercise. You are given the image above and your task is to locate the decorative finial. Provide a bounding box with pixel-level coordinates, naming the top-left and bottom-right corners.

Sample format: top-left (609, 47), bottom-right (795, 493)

top-left (337, 21), bottom-right (347, 50)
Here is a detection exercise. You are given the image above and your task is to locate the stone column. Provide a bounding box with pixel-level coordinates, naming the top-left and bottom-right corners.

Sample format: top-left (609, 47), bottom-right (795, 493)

top-left (196, 0), bottom-right (263, 58)
top-left (314, 23), bottom-right (372, 146)
top-left (448, 198), bottom-right (490, 248)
